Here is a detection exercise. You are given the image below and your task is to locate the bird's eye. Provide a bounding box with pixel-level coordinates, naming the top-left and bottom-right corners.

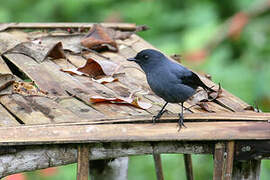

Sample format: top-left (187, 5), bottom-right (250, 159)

top-left (143, 55), bottom-right (149, 60)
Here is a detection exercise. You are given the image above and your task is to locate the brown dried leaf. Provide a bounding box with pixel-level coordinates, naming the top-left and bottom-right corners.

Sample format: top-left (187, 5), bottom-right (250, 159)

top-left (90, 95), bottom-right (152, 109)
top-left (60, 68), bottom-right (87, 76)
top-left (5, 41), bottom-right (66, 63)
top-left (81, 24), bottom-right (118, 52)
top-left (61, 57), bottom-right (118, 78)
top-left (197, 102), bottom-right (215, 113)
top-left (92, 76), bottom-right (118, 84)
top-left (12, 81), bottom-right (48, 96)
top-left (46, 42), bottom-right (66, 59)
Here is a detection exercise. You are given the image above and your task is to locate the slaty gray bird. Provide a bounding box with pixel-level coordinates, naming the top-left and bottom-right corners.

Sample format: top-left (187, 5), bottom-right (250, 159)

top-left (127, 49), bottom-right (215, 130)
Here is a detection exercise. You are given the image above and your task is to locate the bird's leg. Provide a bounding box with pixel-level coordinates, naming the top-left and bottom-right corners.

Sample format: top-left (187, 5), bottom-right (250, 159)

top-left (152, 102), bottom-right (168, 124)
top-left (178, 102), bottom-right (187, 131)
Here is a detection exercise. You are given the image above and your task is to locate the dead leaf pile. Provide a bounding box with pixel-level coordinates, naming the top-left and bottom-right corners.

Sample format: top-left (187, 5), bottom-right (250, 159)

top-left (90, 95), bottom-right (152, 110)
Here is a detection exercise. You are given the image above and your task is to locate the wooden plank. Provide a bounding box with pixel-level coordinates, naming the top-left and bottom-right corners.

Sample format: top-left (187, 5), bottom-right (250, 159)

top-left (4, 54), bottom-right (66, 95)
top-left (0, 22), bottom-right (137, 31)
top-left (0, 142), bottom-right (213, 178)
top-left (77, 144), bottom-right (90, 180)
top-left (184, 154), bottom-right (194, 180)
top-left (40, 60), bottom-right (125, 118)
top-left (0, 56), bottom-right (11, 74)
top-left (213, 142), bottom-right (226, 180)
top-left (0, 104), bottom-right (20, 126)
top-left (5, 52), bottom-right (133, 119)
top-left (225, 141), bottom-right (234, 180)
top-left (0, 111), bottom-right (265, 127)
top-left (153, 154), bottom-right (164, 180)
top-left (0, 94), bottom-right (86, 124)
top-left (0, 121), bottom-right (269, 145)
top-left (58, 98), bottom-right (104, 119)
top-left (0, 95), bottom-right (52, 124)
top-left (53, 57), bottom-right (149, 117)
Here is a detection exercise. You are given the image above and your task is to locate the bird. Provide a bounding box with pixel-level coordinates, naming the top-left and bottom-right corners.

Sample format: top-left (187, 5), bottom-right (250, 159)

top-left (127, 49), bottom-right (215, 130)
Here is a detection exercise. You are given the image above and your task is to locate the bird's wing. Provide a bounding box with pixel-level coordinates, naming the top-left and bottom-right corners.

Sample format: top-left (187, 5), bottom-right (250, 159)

top-left (171, 63), bottom-right (215, 92)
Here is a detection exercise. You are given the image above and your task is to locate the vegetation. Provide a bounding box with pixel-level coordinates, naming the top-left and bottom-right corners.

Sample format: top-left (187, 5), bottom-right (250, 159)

top-left (1, 0), bottom-right (270, 179)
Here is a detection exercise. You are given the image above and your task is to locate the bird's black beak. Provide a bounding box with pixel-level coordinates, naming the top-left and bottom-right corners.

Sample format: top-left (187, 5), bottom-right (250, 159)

top-left (127, 57), bottom-right (137, 62)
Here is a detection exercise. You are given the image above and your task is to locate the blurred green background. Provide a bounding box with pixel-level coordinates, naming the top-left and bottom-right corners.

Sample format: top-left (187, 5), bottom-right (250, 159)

top-left (1, 0), bottom-right (270, 179)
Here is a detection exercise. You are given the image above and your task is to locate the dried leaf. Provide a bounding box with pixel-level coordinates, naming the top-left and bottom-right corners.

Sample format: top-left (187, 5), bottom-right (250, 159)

top-left (12, 81), bottom-right (48, 96)
top-left (92, 76), bottom-right (118, 84)
top-left (90, 95), bottom-right (152, 109)
top-left (61, 57), bottom-right (118, 77)
top-left (81, 24), bottom-right (118, 52)
top-left (46, 42), bottom-right (66, 59)
top-left (0, 73), bottom-right (16, 96)
top-left (60, 68), bottom-right (88, 76)
top-left (5, 41), bottom-right (66, 63)
top-left (189, 88), bottom-right (208, 104)
top-left (197, 102), bottom-right (215, 113)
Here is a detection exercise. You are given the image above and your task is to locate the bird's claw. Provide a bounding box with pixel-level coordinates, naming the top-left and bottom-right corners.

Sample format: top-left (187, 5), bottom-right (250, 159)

top-left (152, 109), bottom-right (168, 124)
top-left (177, 113), bottom-right (187, 132)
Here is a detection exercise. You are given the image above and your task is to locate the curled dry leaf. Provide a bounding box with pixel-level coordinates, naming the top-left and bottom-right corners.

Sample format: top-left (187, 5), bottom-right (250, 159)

top-left (61, 57), bottom-right (118, 78)
top-left (46, 42), bottom-right (66, 59)
top-left (92, 76), bottom-right (118, 84)
top-left (13, 81), bottom-right (48, 96)
top-left (90, 95), bottom-right (152, 110)
top-left (81, 24), bottom-right (118, 52)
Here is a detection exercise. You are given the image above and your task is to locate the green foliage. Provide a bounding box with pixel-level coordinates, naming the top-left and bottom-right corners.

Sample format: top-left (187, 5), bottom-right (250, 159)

top-left (2, 0), bottom-right (270, 179)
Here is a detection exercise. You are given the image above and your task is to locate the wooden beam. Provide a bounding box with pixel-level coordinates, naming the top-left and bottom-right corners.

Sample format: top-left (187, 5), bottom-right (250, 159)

top-left (153, 154), bottom-right (164, 180)
top-left (0, 142), bottom-right (212, 178)
top-left (0, 22), bottom-right (137, 31)
top-left (213, 142), bottom-right (226, 180)
top-left (184, 154), bottom-right (194, 180)
top-left (0, 122), bottom-right (270, 146)
top-left (224, 141), bottom-right (234, 180)
top-left (77, 144), bottom-right (90, 180)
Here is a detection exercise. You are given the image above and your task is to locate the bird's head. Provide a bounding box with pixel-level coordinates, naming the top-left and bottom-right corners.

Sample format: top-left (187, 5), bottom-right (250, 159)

top-left (127, 49), bottom-right (166, 71)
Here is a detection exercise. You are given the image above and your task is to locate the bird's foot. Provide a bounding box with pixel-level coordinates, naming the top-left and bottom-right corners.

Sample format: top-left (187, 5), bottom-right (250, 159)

top-left (152, 109), bottom-right (168, 124)
top-left (177, 113), bottom-right (187, 132)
